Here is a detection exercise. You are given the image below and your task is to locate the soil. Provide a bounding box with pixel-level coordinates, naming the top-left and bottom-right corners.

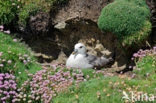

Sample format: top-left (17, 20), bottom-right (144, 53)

top-left (52, 0), bottom-right (114, 24)
top-left (146, 0), bottom-right (156, 45)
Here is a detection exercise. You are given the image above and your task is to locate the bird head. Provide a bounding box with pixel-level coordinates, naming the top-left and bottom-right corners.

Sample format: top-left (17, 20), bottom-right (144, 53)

top-left (72, 43), bottom-right (87, 55)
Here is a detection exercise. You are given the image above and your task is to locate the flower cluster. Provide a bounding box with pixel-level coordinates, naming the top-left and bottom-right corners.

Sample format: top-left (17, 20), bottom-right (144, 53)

top-left (132, 47), bottom-right (156, 61)
top-left (132, 47), bottom-right (156, 77)
top-left (0, 50), bottom-right (33, 73)
top-left (13, 65), bottom-right (86, 103)
top-left (0, 73), bottom-right (17, 103)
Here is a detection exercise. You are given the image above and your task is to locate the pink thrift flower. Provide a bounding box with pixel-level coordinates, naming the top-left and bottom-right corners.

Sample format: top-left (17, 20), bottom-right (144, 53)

top-left (23, 54), bottom-right (28, 57)
top-left (0, 77), bottom-right (3, 80)
top-left (133, 53), bottom-right (138, 57)
top-left (8, 60), bottom-right (12, 65)
top-left (5, 73), bottom-right (10, 79)
top-left (0, 52), bottom-right (3, 56)
top-left (8, 51), bottom-right (11, 53)
top-left (4, 30), bottom-right (10, 34)
top-left (0, 25), bottom-right (4, 29)
top-left (0, 64), bottom-right (4, 67)
top-left (13, 39), bottom-right (17, 42)
top-left (11, 76), bottom-right (15, 79)
top-left (23, 60), bottom-right (27, 65)
top-left (0, 73), bottom-right (4, 77)
top-left (2, 59), bottom-right (6, 62)
top-left (137, 68), bottom-right (141, 71)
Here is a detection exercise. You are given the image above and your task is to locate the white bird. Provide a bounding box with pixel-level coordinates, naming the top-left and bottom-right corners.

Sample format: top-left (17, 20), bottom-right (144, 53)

top-left (66, 43), bottom-right (114, 69)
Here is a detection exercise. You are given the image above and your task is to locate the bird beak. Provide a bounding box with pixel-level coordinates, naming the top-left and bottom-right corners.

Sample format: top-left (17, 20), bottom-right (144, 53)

top-left (72, 49), bottom-right (78, 55)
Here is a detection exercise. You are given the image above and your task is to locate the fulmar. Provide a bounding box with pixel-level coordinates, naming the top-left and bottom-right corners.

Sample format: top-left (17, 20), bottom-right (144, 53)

top-left (66, 43), bottom-right (114, 69)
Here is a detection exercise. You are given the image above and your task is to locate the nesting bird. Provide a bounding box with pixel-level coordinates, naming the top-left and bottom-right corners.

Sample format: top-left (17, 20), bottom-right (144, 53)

top-left (66, 43), bottom-right (114, 69)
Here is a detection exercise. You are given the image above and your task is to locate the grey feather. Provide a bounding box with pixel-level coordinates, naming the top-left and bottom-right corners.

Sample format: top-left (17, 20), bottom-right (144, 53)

top-left (86, 54), bottom-right (112, 69)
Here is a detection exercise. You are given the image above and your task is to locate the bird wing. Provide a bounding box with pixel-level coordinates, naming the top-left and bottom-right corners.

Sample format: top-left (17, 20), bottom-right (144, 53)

top-left (86, 54), bottom-right (110, 69)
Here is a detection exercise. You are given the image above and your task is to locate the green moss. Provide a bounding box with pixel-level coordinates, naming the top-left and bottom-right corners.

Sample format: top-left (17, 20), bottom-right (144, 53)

top-left (98, 0), bottom-right (150, 38)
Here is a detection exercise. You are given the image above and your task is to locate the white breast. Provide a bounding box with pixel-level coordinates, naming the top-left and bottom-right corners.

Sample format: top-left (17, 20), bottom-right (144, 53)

top-left (66, 54), bottom-right (93, 69)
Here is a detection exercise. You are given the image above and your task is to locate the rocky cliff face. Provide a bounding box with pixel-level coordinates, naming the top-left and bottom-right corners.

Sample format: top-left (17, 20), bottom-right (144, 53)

top-left (25, 0), bottom-right (116, 64)
top-left (27, 17), bottom-right (128, 71)
top-left (146, 0), bottom-right (156, 44)
top-left (21, 0), bottom-right (153, 71)
top-left (52, 0), bottom-right (114, 24)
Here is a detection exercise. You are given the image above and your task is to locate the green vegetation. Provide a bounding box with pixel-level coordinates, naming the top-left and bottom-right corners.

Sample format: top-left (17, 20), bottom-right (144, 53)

top-left (0, 0), bottom-right (155, 102)
top-left (133, 47), bottom-right (156, 79)
top-left (53, 45), bottom-right (156, 103)
top-left (0, 32), bottom-right (42, 86)
top-left (116, 0), bottom-right (150, 7)
top-left (0, 0), bottom-right (69, 28)
top-left (0, 0), bottom-right (20, 25)
top-left (122, 20), bottom-right (152, 48)
top-left (18, 3), bottom-right (40, 28)
top-left (98, 0), bottom-right (151, 47)
top-left (53, 76), bottom-right (156, 103)
top-left (18, 0), bottom-right (69, 28)
top-left (98, 0), bottom-right (150, 37)
top-left (53, 49), bottom-right (156, 103)
top-left (0, 28), bottom-right (155, 103)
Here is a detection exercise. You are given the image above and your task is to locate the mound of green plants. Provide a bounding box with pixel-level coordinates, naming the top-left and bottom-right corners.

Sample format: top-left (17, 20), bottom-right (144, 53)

top-left (122, 20), bottom-right (152, 48)
top-left (0, 32), bottom-right (42, 82)
top-left (116, 0), bottom-right (150, 7)
top-left (98, 0), bottom-right (151, 46)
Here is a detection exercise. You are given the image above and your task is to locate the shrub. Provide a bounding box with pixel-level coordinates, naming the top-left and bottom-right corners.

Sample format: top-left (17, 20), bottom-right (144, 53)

top-left (116, 0), bottom-right (149, 7)
top-left (0, 0), bottom-right (21, 26)
top-left (98, 0), bottom-right (150, 38)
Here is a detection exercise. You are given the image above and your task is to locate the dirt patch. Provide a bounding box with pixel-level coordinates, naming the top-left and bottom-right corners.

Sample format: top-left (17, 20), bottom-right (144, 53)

top-left (52, 0), bottom-right (114, 24)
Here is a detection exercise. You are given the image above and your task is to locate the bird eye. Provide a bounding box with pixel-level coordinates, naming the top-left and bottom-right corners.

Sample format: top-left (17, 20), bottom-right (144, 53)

top-left (79, 46), bottom-right (83, 48)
